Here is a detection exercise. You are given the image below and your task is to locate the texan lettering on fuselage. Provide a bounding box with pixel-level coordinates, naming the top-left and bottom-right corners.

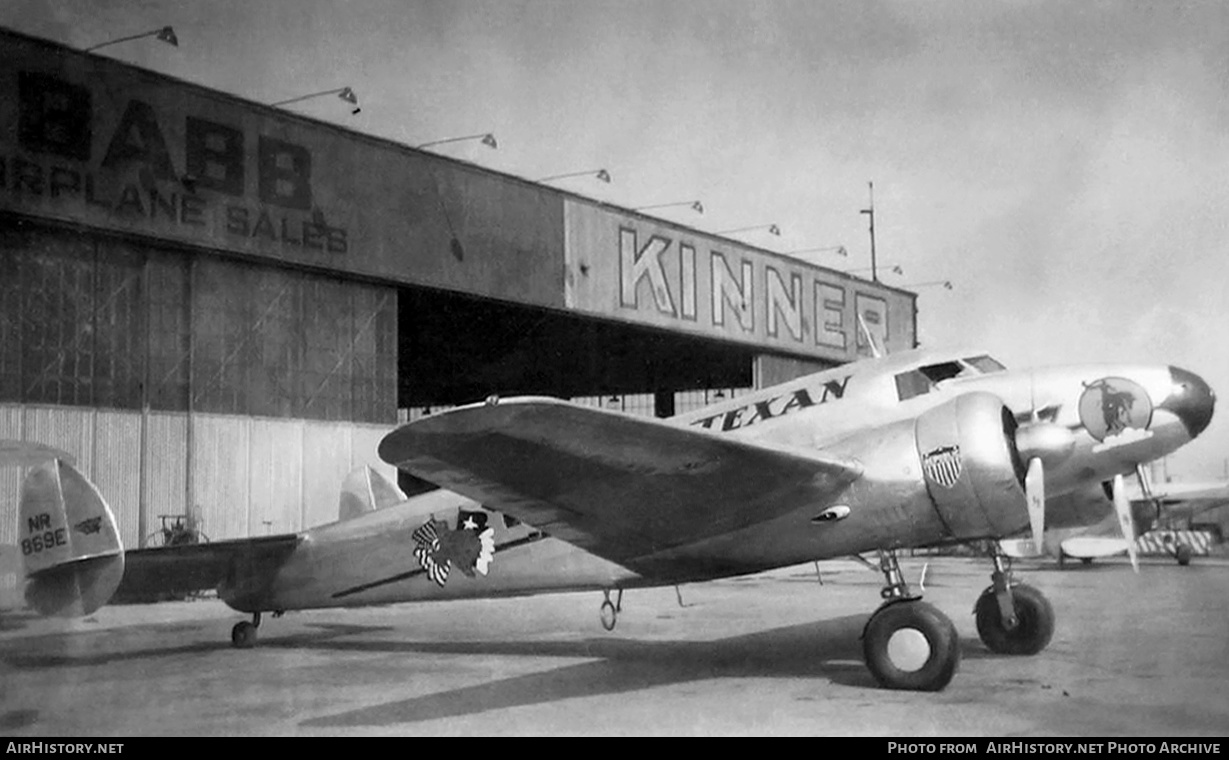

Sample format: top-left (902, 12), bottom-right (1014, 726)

top-left (690, 376), bottom-right (851, 431)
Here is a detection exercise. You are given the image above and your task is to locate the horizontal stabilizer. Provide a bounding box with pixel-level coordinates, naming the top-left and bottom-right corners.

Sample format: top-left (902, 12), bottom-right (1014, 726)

top-left (20, 460), bottom-right (124, 617)
top-left (339, 466), bottom-right (407, 521)
top-left (0, 440), bottom-right (76, 468)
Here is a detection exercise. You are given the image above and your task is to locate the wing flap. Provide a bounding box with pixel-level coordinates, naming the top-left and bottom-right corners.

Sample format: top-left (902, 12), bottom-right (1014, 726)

top-left (379, 398), bottom-right (861, 566)
top-left (113, 534), bottom-right (299, 603)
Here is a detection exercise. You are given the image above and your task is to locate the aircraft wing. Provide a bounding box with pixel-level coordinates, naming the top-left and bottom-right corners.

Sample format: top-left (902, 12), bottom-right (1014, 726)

top-left (378, 397), bottom-right (862, 569)
top-left (113, 535), bottom-right (300, 603)
top-left (1146, 481), bottom-right (1229, 523)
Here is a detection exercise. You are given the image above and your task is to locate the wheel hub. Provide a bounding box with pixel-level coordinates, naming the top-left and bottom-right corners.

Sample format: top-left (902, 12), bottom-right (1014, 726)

top-left (886, 627), bottom-right (931, 672)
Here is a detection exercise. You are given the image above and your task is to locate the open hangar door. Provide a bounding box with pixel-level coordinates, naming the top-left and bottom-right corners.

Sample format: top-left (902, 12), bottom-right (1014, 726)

top-left (397, 286), bottom-right (767, 495)
top-left (400, 285), bottom-right (757, 412)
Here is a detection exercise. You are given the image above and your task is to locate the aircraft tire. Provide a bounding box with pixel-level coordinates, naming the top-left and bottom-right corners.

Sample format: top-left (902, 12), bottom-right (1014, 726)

top-left (974, 583), bottom-right (1054, 655)
top-left (862, 600), bottom-right (960, 691)
top-left (1175, 545), bottom-right (1192, 566)
top-left (231, 621), bottom-right (258, 649)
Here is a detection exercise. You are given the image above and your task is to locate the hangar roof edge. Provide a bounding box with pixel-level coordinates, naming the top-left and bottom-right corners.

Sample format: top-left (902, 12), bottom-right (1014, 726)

top-left (1, 26), bottom-right (916, 303)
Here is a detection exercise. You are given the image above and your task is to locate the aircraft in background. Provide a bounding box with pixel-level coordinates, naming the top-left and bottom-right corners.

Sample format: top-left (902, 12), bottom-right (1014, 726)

top-left (0, 442), bottom-right (76, 592)
top-left (11, 346), bottom-right (1216, 691)
top-left (1001, 472), bottom-right (1229, 566)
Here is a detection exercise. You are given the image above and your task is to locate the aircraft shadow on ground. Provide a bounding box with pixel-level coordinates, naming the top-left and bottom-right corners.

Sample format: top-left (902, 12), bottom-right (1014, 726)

top-left (0, 622), bottom-right (397, 669)
top-left (295, 614), bottom-right (885, 728)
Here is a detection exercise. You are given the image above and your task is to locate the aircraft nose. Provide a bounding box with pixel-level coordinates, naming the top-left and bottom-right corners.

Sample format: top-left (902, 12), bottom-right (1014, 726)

top-left (1162, 366), bottom-right (1215, 438)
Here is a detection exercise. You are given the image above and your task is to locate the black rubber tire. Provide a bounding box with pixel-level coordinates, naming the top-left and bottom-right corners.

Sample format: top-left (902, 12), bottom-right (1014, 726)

top-left (975, 583), bottom-right (1055, 655)
top-left (862, 600), bottom-right (960, 691)
top-left (231, 621), bottom-right (258, 649)
top-left (1176, 544), bottom-right (1192, 566)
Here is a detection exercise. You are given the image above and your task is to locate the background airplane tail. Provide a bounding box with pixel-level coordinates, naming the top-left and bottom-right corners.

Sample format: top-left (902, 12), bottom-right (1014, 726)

top-left (19, 460), bottom-right (125, 617)
top-left (338, 466), bottom-right (407, 521)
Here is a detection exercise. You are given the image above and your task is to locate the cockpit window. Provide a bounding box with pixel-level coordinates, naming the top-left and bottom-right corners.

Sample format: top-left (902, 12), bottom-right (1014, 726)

top-left (919, 361), bottom-right (965, 384)
top-left (964, 355), bottom-right (1006, 374)
top-left (895, 370), bottom-right (932, 401)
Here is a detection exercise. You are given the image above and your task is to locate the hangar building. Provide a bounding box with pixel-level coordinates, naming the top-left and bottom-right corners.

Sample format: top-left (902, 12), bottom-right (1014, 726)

top-left (0, 28), bottom-right (917, 577)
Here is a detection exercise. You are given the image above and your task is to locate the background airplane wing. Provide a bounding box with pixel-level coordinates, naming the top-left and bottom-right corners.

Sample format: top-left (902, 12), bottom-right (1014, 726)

top-left (378, 397), bottom-right (862, 568)
top-left (113, 535), bottom-right (299, 603)
top-left (1146, 481), bottom-right (1229, 523)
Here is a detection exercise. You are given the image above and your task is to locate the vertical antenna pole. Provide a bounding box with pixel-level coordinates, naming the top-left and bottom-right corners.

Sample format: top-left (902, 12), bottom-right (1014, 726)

top-left (860, 181), bottom-right (877, 282)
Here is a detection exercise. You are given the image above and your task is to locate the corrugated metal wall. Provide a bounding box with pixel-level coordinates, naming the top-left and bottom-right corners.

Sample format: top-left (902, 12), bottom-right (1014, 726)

top-left (0, 404), bottom-right (398, 551)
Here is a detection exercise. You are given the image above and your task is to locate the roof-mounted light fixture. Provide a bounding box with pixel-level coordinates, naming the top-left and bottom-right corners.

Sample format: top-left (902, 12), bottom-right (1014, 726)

top-left (634, 200), bottom-right (704, 215)
top-left (418, 133), bottom-right (498, 150)
top-left (537, 169), bottom-right (612, 184)
top-left (272, 87), bottom-right (361, 115)
top-left (86, 26), bottom-right (178, 52)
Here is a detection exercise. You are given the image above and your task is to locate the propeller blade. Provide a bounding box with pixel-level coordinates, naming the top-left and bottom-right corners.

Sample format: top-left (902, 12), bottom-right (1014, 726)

top-left (1111, 474), bottom-right (1140, 573)
top-left (1025, 457), bottom-right (1046, 555)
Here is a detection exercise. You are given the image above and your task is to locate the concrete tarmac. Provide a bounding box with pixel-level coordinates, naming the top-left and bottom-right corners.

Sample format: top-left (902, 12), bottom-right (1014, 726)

top-left (0, 556), bottom-right (1226, 737)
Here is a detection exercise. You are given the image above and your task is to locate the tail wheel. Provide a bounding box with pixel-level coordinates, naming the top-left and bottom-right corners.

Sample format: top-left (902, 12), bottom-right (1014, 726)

top-left (231, 621), bottom-right (258, 648)
top-left (862, 600), bottom-right (960, 691)
top-left (1175, 544), bottom-right (1193, 566)
top-left (974, 583), bottom-right (1054, 655)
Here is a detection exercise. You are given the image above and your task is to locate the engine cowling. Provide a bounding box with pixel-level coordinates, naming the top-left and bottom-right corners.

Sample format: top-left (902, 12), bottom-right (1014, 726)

top-left (815, 391), bottom-right (1030, 554)
top-left (913, 391), bottom-right (1029, 541)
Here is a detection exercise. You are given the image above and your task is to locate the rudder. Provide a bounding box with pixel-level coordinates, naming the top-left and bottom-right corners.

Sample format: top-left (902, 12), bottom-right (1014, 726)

top-left (338, 466), bottom-right (407, 521)
top-left (19, 460), bottom-right (124, 617)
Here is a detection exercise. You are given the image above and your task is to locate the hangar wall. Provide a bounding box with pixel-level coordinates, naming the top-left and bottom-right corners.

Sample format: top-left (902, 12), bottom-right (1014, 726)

top-left (0, 27), bottom-right (919, 569)
top-left (0, 404), bottom-right (396, 591)
top-left (0, 28), bottom-right (915, 364)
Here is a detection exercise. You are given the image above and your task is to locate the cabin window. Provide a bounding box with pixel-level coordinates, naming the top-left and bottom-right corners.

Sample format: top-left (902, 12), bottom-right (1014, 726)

top-left (964, 355), bottom-right (1006, 374)
top-left (502, 514), bottom-right (521, 528)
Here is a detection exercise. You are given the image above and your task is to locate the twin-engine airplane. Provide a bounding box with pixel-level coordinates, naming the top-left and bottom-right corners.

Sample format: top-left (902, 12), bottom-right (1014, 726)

top-left (11, 347), bottom-right (1215, 691)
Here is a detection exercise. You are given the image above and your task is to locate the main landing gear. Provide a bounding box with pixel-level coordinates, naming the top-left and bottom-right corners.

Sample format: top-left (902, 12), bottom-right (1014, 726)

top-left (862, 549), bottom-right (960, 691)
top-left (861, 546), bottom-right (1057, 690)
top-left (973, 546), bottom-right (1055, 655)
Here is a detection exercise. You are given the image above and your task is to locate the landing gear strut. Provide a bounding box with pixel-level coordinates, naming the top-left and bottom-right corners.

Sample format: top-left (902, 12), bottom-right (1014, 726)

top-left (974, 546), bottom-right (1054, 655)
top-left (599, 588), bottom-right (623, 631)
top-left (231, 611), bottom-right (261, 649)
top-left (861, 549), bottom-right (960, 691)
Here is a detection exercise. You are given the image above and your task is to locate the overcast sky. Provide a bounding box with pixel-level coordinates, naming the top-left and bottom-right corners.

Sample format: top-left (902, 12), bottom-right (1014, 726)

top-left (5, 0), bottom-right (1228, 479)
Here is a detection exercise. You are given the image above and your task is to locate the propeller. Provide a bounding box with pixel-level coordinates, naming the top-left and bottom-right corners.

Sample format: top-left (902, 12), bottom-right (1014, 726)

top-left (1111, 473), bottom-right (1140, 573)
top-left (1014, 421), bottom-right (1076, 555)
top-left (1025, 457), bottom-right (1046, 555)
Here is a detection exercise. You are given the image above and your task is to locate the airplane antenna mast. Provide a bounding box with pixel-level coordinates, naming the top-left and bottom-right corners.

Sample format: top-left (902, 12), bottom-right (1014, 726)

top-left (860, 181), bottom-right (878, 283)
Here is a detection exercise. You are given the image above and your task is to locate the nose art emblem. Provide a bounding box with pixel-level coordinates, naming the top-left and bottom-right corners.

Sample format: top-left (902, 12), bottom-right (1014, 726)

top-left (1078, 377), bottom-right (1153, 447)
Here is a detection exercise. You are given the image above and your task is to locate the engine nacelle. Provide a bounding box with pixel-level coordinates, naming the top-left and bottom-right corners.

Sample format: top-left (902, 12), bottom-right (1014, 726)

top-left (913, 391), bottom-right (1029, 540)
top-left (819, 391), bottom-right (1029, 553)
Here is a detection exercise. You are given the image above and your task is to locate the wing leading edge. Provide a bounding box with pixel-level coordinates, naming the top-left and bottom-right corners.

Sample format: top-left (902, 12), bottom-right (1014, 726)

top-left (378, 397), bottom-right (862, 569)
